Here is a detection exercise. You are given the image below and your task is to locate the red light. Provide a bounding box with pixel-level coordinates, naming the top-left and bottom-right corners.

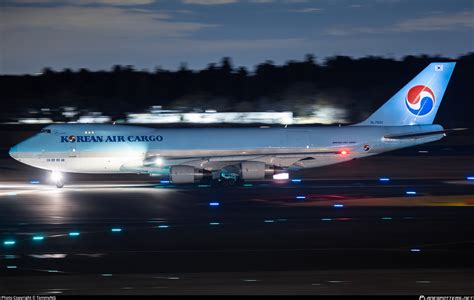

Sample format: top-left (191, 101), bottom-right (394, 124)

top-left (339, 150), bottom-right (349, 155)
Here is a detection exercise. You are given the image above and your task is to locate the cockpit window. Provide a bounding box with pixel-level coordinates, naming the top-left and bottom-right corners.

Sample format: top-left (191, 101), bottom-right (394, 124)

top-left (40, 129), bottom-right (51, 134)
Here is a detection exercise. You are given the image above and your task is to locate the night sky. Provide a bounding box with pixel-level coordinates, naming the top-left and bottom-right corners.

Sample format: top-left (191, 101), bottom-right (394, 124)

top-left (1, 0), bottom-right (473, 74)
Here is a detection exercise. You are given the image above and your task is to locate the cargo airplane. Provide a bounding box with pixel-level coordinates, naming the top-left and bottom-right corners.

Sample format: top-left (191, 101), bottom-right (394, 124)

top-left (9, 62), bottom-right (455, 187)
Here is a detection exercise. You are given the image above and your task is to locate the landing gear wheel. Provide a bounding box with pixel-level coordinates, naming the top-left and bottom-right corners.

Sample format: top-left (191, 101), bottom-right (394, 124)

top-left (224, 179), bottom-right (237, 186)
top-left (55, 180), bottom-right (64, 188)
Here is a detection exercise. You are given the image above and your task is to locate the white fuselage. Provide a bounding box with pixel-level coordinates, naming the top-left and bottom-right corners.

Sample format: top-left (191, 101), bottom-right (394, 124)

top-left (9, 124), bottom-right (444, 175)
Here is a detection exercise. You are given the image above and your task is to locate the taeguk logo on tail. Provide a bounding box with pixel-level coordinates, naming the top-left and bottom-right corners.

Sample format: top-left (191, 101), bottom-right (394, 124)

top-left (405, 85), bottom-right (435, 116)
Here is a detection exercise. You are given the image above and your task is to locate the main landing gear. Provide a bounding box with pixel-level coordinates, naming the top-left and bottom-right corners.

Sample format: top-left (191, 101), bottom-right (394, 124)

top-left (212, 170), bottom-right (242, 186)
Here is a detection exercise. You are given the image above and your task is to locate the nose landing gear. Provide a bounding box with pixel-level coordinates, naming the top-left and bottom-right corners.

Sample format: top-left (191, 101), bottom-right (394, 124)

top-left (50, 171), bottom-right (64, 188)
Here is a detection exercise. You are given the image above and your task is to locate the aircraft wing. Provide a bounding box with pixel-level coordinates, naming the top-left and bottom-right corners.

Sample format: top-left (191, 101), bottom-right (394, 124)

top-left (121, 149), bottom-right (346, 173)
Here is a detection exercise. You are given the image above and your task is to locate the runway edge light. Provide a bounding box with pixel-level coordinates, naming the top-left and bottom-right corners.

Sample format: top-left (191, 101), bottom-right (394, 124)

top-left (33, 236), bottom-right (44, 241)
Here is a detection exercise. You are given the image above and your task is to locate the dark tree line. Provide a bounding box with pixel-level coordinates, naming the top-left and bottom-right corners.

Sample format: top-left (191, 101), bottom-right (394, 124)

top-left (1, 53), bottom-right (473, 126)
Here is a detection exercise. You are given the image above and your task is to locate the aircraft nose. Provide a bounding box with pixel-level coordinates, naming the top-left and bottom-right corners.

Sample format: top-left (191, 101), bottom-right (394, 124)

top-left (9, 145), bottom-right (18, 159)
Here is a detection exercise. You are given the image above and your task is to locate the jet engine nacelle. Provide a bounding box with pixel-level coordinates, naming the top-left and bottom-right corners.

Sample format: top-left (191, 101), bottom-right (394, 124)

top-left (170, 165), bottom-right (206, 184)
top-left (240, 161), bottom-right (279, 180)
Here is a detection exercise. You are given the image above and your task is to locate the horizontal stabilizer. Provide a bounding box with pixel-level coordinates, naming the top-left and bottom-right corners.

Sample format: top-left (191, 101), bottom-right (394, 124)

top-left (384, 128), bottom-right (467, 140)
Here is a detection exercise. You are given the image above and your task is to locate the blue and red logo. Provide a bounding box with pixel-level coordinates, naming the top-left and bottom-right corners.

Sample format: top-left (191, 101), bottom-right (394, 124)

top-left (405, 85), bottom-right (435, 116)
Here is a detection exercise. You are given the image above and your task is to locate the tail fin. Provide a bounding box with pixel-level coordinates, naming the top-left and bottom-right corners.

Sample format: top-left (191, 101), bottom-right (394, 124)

top-left (355, 62), bottom-right (455, 126)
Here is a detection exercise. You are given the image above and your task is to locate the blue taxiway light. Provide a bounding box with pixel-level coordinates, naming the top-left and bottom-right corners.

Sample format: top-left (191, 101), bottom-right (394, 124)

top-left (467, 176), bottom-right (474, 181)
top-left (291, 179), bottom-right (302, 183)
top-left (410, 248), bottom-right (421, 252)
top-left (379, 178), bottom-right (390, 182)
top-left (209, 222), bottom-right (220, 226)
top-left (69, 232), bottom-right (80, 237)
top-left (382, 217), bottom-right (393, 220)
top-left (243, 183), bottom-right (254, 187)
top-left (333, 204), bottom-right (344, 208)
top-left (157, 225), bottom-right (169, 229)
top-left (6, 266), bottom-right (17, 269)
top-left (32, 236), bottom-right (44, 241)
top-left (209, 202), bottom-right (220, 207)
top-left (406, 191), bottom-right (417, 195)
top-left (321, 218), bottom-right (332, 221)
top-left (264, 220), bottom-right (275, 223)
top-left (296, 196), bottom-right (306, 200)
top-left (3, 240), bottom-right (16, 246)
top-left (111, 228), bottom-right (122, 233)
top-left (30, 180), bottom-right (40, 184)
top-left (160, 180), bottom-right (170, 184)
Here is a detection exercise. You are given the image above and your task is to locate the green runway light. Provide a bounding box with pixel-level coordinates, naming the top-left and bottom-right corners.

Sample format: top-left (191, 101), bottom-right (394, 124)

top-left (33, 236), bottom-right (44, 241)
top-left (69, 232), bottom-right (80, 237)
top-left (111, 228), bottom-right (122, 233)
top-left (209, 222), bottom-right (220, 226)
top-left (157, 225), bottom-right (169, 229)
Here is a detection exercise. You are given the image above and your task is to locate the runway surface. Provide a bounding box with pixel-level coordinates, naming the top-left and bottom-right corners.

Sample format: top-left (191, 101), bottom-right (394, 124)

top-left (1, 178), bottom-right (474, 294)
